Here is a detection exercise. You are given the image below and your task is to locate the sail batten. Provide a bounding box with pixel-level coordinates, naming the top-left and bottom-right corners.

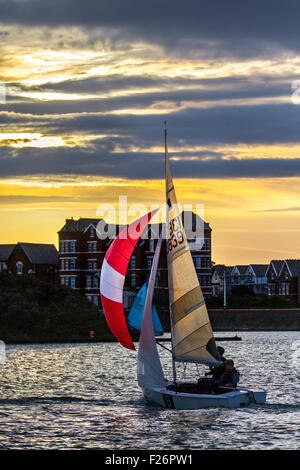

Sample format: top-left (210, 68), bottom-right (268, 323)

top-left (165, 129), bottom-right (220, 366)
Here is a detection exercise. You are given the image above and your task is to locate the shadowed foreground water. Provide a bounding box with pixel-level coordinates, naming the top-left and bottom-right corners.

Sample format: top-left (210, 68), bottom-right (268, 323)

top-left (0, 332), bottom-right (299, 450)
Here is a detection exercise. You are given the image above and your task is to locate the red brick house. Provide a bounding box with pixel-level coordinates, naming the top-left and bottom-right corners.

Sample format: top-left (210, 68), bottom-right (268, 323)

top-left (266, 260), bottom-right (284, 296)
top-left (58, 212), bottom-right (213, 307)
top-left (5, 242), bottom-right (58, 283)
top-left (278, 260), bottom-right (300, 301)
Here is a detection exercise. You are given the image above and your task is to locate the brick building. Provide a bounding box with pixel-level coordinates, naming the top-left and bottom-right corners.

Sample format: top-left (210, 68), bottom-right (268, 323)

top-left (0, 242), bottom-right (58, 283)
top-left (58, 212), bottom-right (213, 307)
top-left (266, 260), bottom-right (285, 296)
top-left (277, 260), bottom-right (300, 300)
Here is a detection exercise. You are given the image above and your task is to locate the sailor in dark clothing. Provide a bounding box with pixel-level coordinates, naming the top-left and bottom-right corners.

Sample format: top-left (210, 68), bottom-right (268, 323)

top-left (217, 359), bottom-right (240, 388)
top-left (206, 346), bottom-right (226, 380)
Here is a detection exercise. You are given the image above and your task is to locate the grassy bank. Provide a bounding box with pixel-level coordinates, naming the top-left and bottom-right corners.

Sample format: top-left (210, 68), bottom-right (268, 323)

top-left (0, 272), bottom-right (114, 343)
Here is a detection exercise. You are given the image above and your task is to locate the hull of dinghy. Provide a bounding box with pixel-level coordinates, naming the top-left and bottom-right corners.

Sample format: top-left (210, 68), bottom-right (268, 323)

top-left (142, 386), bottom-right (266, 409)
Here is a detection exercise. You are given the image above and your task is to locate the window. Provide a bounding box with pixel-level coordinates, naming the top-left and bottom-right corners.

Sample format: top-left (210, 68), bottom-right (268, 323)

top-left (194, 257), bottom-right (201, 269)
top-left (62, 259), bottom-right (69, 270)
top-left (70, 277), bottom-right (76, 289)
top-left (86, 276), bottom-right (92, 289)
top-left (16, 261), bottom-right (23, 275)
top-left (0, 262), bottom-right (7, 272)
top-left (149, 239), bottom-right (155, 252)
top-left (88, 259), bottom-right (97, 270)
top-left (90, 227), bottom-right (95, 237)
top-left (70, 241), bottom-right (76, 253)
top-left (88, 241), bottom-right (97, 252)
top-left (70, 258), bottom-right (76, 270)
top-left (87, 295), bottom-right (92, 302)
top-left (131, 273), bottom-right (136, 288)
top-left (196, 238), bottom-right (203, 250)
top-left (286, 283), bottom-right (290, 295)
top-left (130, 256), bottom-right (136, 269)
top-left (93, 296), bottom-right (98, 306)
top-left (147, 256), bottom-right (153, 270)
top-left (93, 276), bottom-right (98, 288)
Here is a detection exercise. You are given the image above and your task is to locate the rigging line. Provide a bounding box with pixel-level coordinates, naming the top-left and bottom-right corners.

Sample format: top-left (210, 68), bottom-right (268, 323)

top-left (156, 340), bottom-right (172, 354)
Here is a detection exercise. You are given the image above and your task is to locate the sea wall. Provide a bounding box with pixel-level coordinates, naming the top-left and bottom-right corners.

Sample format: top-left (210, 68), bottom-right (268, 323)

top-left (208, 309), bottom-right (300, 331)
top-left (158, 308), bottom-right (300, 331)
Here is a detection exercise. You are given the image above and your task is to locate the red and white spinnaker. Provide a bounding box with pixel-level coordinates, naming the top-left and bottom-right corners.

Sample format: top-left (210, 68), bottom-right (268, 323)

top-left (100, 210), bottom-right (158, 350)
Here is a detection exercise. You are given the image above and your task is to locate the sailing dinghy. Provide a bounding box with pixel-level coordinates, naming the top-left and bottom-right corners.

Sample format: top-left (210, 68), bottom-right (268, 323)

top-left (100, 130), bottom-right (266, 409)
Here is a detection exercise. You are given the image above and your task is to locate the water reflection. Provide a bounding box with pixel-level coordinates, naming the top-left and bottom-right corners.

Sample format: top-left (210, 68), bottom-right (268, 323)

top-left (0, 332), bottom-right (299, 449)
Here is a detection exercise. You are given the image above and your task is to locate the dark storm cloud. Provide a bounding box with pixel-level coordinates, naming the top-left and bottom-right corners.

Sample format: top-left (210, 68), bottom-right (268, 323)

top-left (9, 74), bottom-right (291, 102)
top-left (0, 142), bottom-right (300, 179)
top-left (2, 102), bottom-right (300, 146)
top-left (1, 0), bottom-right (300, 58)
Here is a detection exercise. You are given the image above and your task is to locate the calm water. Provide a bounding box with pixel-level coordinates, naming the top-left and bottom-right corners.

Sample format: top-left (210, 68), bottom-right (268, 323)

top-left (0, 332), bottom-right (299, 450)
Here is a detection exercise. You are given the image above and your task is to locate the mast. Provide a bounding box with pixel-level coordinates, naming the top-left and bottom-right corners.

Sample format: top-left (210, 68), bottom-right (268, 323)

top-left (164, 121), bottom-right (177, 385)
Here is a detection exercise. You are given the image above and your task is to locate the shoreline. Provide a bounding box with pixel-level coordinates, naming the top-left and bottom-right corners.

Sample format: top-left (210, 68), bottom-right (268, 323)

top-left (3, 328), bottom-right (300, 346)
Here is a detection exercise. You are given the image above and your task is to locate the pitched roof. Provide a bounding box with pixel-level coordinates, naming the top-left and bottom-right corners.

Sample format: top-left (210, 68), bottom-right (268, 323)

top-left (249, 264), bottom-right (269, 276)
top-left (284, 259), bottom-right (300, 277)
top-left (213, 265), bottom-right (233, 276)
top-left (18, 243), bottom-right (58, 265)
top-left (0, 244), bottom-right (16, 261)
top-left (58, 218), bottom-right (104, 233)
top-left (268, 260), bottom-right (284, 275)
top-left (232, 265), bottom-right (248, 275)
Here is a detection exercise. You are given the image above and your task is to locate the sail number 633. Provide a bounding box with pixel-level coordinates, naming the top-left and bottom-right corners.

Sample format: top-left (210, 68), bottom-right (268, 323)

top-left (168, 215), bottom-right (184, 253)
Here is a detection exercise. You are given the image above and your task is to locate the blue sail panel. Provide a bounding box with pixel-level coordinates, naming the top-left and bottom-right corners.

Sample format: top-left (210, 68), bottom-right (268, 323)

top-left (152, 305), bottom-right (164, 336)
top-left (128, 283), bottom-right (164, 336)
top-left (127, 283), bottom-right (147, 332)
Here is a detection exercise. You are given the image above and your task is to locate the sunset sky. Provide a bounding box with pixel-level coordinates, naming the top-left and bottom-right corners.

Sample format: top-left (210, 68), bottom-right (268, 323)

top-left (0, 0), bottom-right (300, 264)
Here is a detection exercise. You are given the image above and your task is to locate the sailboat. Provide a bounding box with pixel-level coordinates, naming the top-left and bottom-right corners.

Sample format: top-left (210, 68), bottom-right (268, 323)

top-left (100, 129), bottom-right (267, 409)
top-left (127, 283), bottom-right (164, 337)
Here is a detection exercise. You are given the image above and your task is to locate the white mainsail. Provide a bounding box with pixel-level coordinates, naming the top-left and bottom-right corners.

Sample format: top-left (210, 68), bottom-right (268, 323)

top-left (165, 130), bottom-right (220, 365)
top-left (137, 236), bottom-right (166, 389)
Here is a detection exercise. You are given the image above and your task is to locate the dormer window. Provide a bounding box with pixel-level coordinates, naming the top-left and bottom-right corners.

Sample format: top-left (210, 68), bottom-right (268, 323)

top-left (90, 227), bottom-right (95, 237)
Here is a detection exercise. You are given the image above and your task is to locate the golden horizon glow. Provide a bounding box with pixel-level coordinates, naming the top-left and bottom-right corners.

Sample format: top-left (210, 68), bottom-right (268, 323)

top-left (0, 175), bottom-right (299, 265)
